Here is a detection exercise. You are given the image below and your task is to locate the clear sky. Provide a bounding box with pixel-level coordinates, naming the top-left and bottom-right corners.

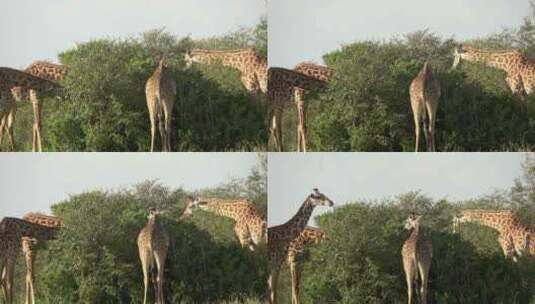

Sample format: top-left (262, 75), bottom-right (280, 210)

top-left (268, 0), bottom-right (531, 68)
top-left (268, 153), bottom-right (525, 226)
top-left (0, 0), bottom-right (265, 67)
top-left (0, 153), bottom-right (258, 217)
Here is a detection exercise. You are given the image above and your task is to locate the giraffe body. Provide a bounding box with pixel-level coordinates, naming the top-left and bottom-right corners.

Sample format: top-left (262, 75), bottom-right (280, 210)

top-left (0, 65), bottom-right (63, 151)
top-left (401, 214), bottom-right (433, 304)
top-left (267, 189), bottom-right (334, 304)
top-left (145, 59), bottom-right (177, 152)
top-left (453, 45), bottom-right (535, 110)
top-left (185, 48), bottom-right (268, 97)
top-left (0, 217), bottom-right (60, 304)
top-left (453, 209), bottom-right (535, 261)
top-left (286, 227), bottom-right (326, 304)
top-left (409, 62), bottom-right (440, 152)
top-left (292, 63), bottom-right (333, 152)
top-left (137, 209), bottom-right (169, 304)
top-left (267, 67), bottom-right (326, 152)
top-left (181, 197), bottom-right (266, 251)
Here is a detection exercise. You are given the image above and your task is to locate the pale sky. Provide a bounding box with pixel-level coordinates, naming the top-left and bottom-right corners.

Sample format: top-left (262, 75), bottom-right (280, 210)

top-left (0, 0), bottom-right (265, 67)
top-left (0, 153), bottom-right (258, 217)
top-left (268, 0), bottom-right (531, 68)
top-left (268, 153), bottom-right (525, 226)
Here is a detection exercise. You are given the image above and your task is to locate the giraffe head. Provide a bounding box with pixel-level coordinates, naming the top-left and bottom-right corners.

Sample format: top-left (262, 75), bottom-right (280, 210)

top-left (404, 213), bottom-right (422, 230)
top-left (179, 196), bottom-right (203, 219)
top-left (183, 50), bottom-right (198, 68)
top-left (452, 44), bottom-right (475, 69)
top-left (452, 209), bottom-right (483, 232)
top-left (147, 207), bottom-right (165, 221)
top-left (307, 188), bottom-right (334, 207)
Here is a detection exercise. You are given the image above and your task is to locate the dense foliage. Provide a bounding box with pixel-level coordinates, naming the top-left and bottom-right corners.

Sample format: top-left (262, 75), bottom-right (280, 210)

top-left (274, 156), bottom-right (535, 304)
top-left (8, 155), bottom-right (267, 303)
top-left (277, 5), bottom-right (535, 151)
top-left (6, 19), bottom-right (267, 152)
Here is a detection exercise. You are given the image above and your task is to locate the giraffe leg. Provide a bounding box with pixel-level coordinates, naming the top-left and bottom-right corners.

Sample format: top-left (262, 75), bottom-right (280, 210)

top-left (0, 115), bottom-right (6, 150)
top-left (138, 247), bottom-right (151, 304)
top-left (422, 109), bottom-right (429, 152)
top-left (24, 244), bottom-right (36, 304)
top-left (417, 260), bottom-right (431, 304)
top-left (403, 258), bottom-right (416, 304)
top-left (162, 101), bottom-right (173, 152)
top-left (289, 258), bottom-right (301, 304)
top-left (412, 109), bottom-right (421, 153)
top-left (506, 74), bottom-right (527, 112)
top-left (30, 91), bottom-right (43, 152)
top-left (269, 108), bottom-right (284, 152)
top-left (268, 265), bottom-right (280, 304)
top-left (153, 249), bottom-right (167, 304)
top-left (3, 257), bottom-right (15, 304)
top-left (269, 111), bottom-right (279, 151)
top-left (6, 109), bottom-right (15, 152)
top-left (295, 88), bottom-right (308, 152)
top-left (234, 223), bottom-right (254, 251)
top-left (156, 102), bottom-right (167, 153)
top-left (146, 95), bottom-right (157, 152)
top-left (1, 264), bottom-right (7, 304)
top-left (275, 109), bottom-right (283, 152)
top-left (499, 234), bottom-right (516, 262)
top-left (426, 102), bottom-right (437, 152)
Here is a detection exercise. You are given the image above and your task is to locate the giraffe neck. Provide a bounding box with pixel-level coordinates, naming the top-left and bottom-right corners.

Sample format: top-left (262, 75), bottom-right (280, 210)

top-left (191, 49), bottom-right (256, 74)
top-left (463, 48), bottom-right (523, 73)
top-left (408, 223), bottom-right (421, 241)
top-left (200, 200), bottom-right (248, 221)
top-left (284, 198), bottom-right (315, 236)
top-left (463, 212), bottom-right (513, 233)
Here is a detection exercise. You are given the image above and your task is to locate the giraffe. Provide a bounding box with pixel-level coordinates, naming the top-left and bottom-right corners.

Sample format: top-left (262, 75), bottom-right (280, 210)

top-left (409, 62), bottom-right (441, 152)
top-left (145, 59), bottom-right (177, 152)
top-left (268, 67), bottom-right (327, 152)
top-left (0, 65), bottom-right (63, 151)
top-left (401, 214), bottom-right (433, 304)
top-left (292, 62), bottom-right (333, 152)
top-left (0, 61), bottom-right (67, 151)
top-left (180, 196), bottom-right (266, 251)
top-left (184, 48), bottom-right (268, 98)
top-left (137, 208), bottom-right (169, 304)
top-left (453, 209), bottom-right (535, 262)
top-left (286, 226), bottom-right (326, 304)
top-left (267, 188), bottom-right (334, 304)
top-left (452, 45), bottom-right (535, 111)
top-left (20, 213), bottom-right (63, 304)
top-left (0, 217), bottom-right (60, 304)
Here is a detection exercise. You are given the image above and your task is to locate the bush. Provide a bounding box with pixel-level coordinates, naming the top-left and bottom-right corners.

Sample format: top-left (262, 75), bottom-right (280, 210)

top-left (6, 21), bottom-right (267, 152)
